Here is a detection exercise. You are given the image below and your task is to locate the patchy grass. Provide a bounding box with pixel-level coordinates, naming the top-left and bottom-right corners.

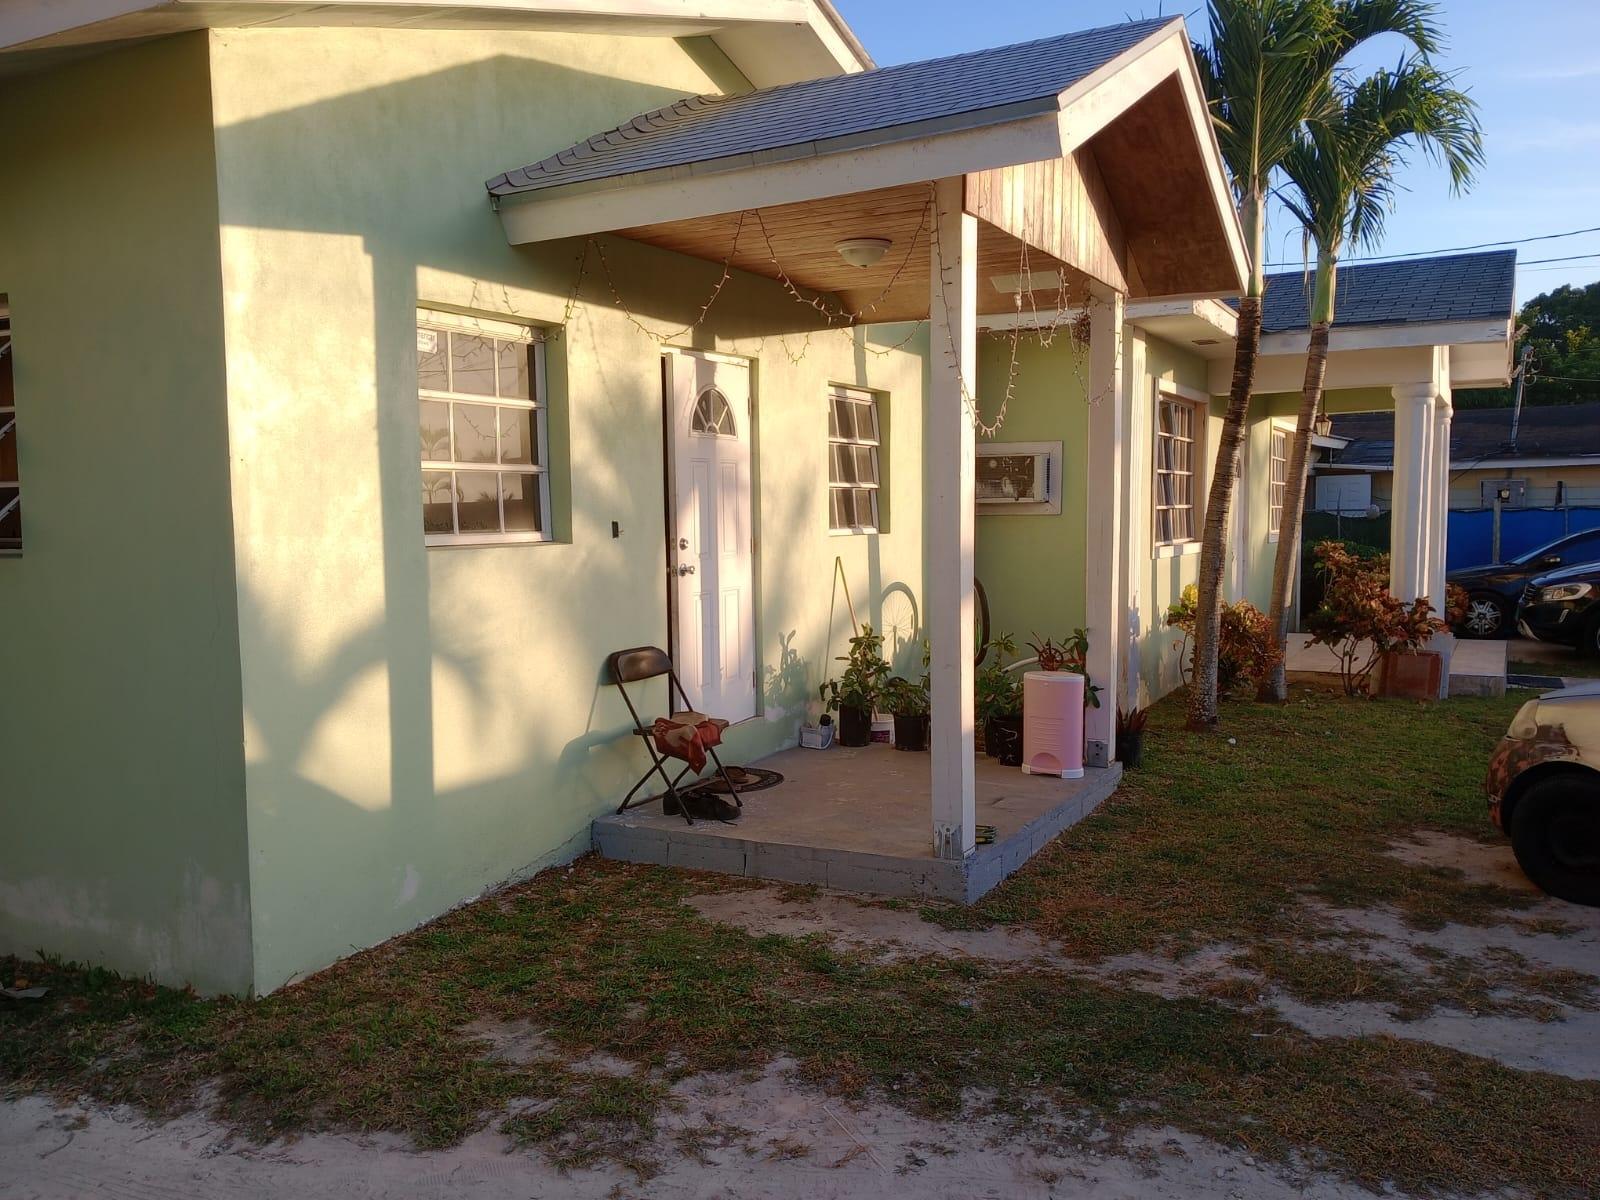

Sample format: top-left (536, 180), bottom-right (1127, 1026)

top-left (945, 687), bottom-right (1533, 955)
top-left (5, 685), bottom-right (1599, 1196)
top-left (1510, 656), bottom-right (1600, 679)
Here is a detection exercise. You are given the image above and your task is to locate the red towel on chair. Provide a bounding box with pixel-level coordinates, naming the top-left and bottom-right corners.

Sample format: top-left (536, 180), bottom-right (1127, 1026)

top-left (651, 712), bottom-right (728, 774)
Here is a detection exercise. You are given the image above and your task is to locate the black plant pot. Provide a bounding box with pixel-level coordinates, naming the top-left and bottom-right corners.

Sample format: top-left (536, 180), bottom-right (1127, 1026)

top-left (838, 704), bottom-right (872, 747)
top-left (989, 714), bottom-right (1023, 767)
top-left (1116, 730), bottom-right (1146, 769)
top-left (892, 712), bottom-right (929, 752)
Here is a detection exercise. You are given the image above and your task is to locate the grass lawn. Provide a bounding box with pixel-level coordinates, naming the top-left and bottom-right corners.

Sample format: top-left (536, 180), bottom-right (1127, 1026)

top-left (5, 686), bottom-right (1598, 1196)
top-left (1509, 656), bottom-right (1600, 679)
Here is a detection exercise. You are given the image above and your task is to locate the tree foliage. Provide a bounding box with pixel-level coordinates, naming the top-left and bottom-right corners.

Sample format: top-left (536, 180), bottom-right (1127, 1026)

top-left (1457, 282), bottom-right (1600, 409)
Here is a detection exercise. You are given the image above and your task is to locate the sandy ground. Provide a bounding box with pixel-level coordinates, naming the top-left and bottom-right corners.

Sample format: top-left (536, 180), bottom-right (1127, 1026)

top-left (3, 832), bottom-right (1594, 1199)
top-left (0, 1078), bottom-right (1383, 1200)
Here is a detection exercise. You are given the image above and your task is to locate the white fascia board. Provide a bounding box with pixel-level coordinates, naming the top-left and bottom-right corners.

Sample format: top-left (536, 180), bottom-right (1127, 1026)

top-left (1218, 343), bottom-right (1438, 396)
top-left (0, 0), bottom-right (822, 53)
top-left (714, 0), bottom-right (869, 84)
top-left (498, 108), bottom-right (1063, 244)
top-left (1125, 296), bottom-right (1238, 335)
top-left (1054, 20), bottom-right (1249, 295)
top-left (1259, 317), bottom-right (1513, 358)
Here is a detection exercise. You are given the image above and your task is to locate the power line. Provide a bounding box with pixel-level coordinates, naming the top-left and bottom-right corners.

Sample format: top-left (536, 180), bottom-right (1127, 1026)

top-left (1264, 224), bottom-right (1600, 268)
top-left (1519, 252), bottom-right (1600, 267)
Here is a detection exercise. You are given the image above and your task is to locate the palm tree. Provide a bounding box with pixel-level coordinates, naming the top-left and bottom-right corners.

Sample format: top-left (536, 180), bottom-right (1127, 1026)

top-left (1186, 0), bottom-right (1442, 730)
top-left (1257, 59), bottom-right (1482, 700)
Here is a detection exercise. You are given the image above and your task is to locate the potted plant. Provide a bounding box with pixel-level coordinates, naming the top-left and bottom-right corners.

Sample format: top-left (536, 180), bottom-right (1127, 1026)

top-left (1304, 542), bottom-right (1444, 697)
top-left (976, 634), bottom-right (1023, 765)
top-left (1116, 706), bottom-right (1149, 768)
top-left (883, 674), bottom-right (930, 751)
top-left (819, 624), bottom-right (889, 747)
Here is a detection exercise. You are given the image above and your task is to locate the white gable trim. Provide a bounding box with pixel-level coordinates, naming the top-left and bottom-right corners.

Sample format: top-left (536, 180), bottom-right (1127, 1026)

top-left (0, 0), bottom-right (866, 84)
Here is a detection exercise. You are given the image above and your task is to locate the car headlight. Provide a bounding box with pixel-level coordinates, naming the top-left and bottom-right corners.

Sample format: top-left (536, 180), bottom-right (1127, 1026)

top-left (1507, 699), bottom-right (1541, 741)
top-left (1539, 582), bottom-right (1593, 602)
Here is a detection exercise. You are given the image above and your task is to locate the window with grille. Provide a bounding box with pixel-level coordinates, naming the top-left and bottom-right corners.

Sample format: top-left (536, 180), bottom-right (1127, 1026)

top-left (1153, 395), bottom-right (1199, 545)
top-left (417, 311), bottom-right (550, 546)
top-left (0, 302), bottom-right (17, 556)
top-left (828, 386), bottom-right (881, 533)
top-left (1268, 427), bottom-right (1288, 539)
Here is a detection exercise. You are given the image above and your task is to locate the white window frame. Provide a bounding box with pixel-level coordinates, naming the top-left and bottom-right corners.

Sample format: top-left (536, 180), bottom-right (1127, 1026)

top-left (1153, 390), bottom-right (1202, 553)
top-left (1267, 423), bottom-right (1290, 542)
top-left (976, 440), bottom-right (1063, 516)
top-left (827, 385), bottom-right (882, 535)
top-left (417, 309), bottom-right (552, 548)
top-left (0, 318), bottom-right (18, 558)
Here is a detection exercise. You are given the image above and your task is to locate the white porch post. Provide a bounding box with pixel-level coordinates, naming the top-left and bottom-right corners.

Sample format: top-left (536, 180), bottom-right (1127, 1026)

top-left (1084, 285), bottom-right (1125, 766)
top-left (1389, 383), bottom-right (1435, 603)
top-left (1429, 385), bottom-right (1456, 696)
top-left (927, 175), bottom-right (976, 859)
top-left (1429, 388), bottom-right (1453, 607)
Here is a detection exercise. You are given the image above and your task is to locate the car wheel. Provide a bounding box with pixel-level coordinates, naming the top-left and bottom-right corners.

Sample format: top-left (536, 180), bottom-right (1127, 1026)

top-left (1509, 774), bottom-right (1600, 906)
top-left (1459, 593), bottom-right (1506, 638)
top-left (1585, 612), bottom-right (1600, 660)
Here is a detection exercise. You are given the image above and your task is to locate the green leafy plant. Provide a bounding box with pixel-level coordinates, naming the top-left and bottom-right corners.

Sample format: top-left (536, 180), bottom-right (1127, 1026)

top-left (975, 633), bottom-right (1023, 724)
top-left (1167, 584), bottom-right (1280, 698)
top-left (1117, 705), bottom-right (1149, 736)
top-left (1027, 629), bottom-right (1101, 708)
top-left (883, 639), bottom-right (930, 717)
top-left (1304, 541), bottom-right (1444, 696)
top-left (818, 624), bottom-right (889, 714)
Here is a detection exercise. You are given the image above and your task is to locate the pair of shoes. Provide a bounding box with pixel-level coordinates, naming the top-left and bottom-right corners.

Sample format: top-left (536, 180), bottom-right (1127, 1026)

top-left (975, 824), bottom-right (997, 845)
top-left (663, 791), bottom-right (740, 822)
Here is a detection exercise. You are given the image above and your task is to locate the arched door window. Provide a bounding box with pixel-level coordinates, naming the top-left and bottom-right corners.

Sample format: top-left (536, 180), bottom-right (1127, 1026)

top-left (690, 386), bottom-right (737, 438)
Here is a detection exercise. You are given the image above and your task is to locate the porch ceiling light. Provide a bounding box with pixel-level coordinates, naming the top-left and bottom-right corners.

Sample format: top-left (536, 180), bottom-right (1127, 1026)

top-left (835, 238), bottom-right (892, 269)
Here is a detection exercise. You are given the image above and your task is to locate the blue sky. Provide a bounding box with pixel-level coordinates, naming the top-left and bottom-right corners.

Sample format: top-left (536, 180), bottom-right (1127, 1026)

top-left (833, 0), bottom-right (1600, 308)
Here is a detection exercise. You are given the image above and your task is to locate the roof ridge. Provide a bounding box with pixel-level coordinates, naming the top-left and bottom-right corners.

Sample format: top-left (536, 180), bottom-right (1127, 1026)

top-left (1264, 247), bottom-right (1517, 280)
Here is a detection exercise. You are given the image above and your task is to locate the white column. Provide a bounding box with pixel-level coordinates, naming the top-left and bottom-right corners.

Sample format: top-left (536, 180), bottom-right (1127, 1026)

top-left (1389, 383), bottom-right (1435, 602)
top-left (1429, 389), bottom-right (1453, 609)
top-left (927, 175), bottom-right (976, 859)
top-left (1429, 387), bottom-right (1456, 697)
top-left (1084, 286), bottom-right (1125, 766)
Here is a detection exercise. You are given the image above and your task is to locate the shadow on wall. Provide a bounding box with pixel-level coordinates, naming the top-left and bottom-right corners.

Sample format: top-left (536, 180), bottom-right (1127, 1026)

top-left (207, 46), bottom-right (937, 987)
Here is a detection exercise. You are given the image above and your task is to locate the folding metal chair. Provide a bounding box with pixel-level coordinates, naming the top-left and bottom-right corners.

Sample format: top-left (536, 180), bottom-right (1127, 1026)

top-left (608, 645), bottom-right (742, 824)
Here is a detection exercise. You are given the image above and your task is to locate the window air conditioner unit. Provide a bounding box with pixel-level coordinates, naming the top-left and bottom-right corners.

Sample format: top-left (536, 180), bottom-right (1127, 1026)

top-left (976, 442), bottom-right (1062, 514)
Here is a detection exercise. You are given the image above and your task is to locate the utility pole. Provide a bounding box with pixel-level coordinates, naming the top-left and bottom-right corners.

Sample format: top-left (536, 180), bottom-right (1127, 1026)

top-left (1509, 343), bottom-right (1533, 452)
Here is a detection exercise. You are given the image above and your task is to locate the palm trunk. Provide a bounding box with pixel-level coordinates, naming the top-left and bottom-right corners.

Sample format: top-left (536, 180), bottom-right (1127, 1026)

top-left (1187, 190), bottom-right (1265, 731)
top-left (1259, 255), bottom-right (1336, 702)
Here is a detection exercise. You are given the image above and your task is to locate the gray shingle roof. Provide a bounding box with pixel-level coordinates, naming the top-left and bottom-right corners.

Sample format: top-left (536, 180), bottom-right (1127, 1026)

top-left (487, 17), bottom-right (1175, 197)
top-left (1255, 250), bottom-right (1516, 333)
top-left (1330, 401), bottom-right (1600, 467)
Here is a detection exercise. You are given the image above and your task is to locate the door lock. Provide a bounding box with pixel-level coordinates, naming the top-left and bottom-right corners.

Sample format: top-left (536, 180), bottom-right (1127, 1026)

top-left (679, 537), bottom-right (690, 550)
top-left (675, 564), bottom-right (696, 576)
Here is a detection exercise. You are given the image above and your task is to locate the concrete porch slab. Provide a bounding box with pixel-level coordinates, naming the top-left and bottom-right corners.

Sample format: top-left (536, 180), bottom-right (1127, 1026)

top-left (1284, 634), bottom-right (1506, 698)
top-left (592, 743), bottom-right (1122, 903)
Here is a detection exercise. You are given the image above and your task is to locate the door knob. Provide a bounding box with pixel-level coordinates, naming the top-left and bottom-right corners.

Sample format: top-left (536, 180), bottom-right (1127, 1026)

top-left (676, 564), bottom-right (696, 576)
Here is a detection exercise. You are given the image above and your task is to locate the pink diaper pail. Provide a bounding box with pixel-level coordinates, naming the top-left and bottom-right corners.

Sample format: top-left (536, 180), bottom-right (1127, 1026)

top-left (1021, 671), bottom-right (1085, 779)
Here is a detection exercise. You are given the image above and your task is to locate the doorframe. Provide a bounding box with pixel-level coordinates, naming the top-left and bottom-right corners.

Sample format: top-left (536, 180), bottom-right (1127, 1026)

top-left (659, 347), bottom-right (761, 717)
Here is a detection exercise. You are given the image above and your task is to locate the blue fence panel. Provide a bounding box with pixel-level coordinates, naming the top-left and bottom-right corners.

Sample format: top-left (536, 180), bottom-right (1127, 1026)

top-left (1446, 507), bottom-right (1600, 570)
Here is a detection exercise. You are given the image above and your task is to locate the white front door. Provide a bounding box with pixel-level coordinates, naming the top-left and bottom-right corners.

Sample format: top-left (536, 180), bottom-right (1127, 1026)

top-left (665, 351), bottom-right (756, 722)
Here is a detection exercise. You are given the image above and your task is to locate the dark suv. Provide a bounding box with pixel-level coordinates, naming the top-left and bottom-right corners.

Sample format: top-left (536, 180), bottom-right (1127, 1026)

top-left (1449, 527), bottom-right (1600, 638)
top-left (1518, 561), bottom-right (1600, 658)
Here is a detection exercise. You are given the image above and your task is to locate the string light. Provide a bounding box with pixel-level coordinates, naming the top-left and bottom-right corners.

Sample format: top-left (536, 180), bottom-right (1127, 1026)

top-left (552, 180), bottom-right (1114, 434)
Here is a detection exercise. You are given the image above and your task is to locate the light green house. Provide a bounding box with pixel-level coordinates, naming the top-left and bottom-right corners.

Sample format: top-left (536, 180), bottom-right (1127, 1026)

top-left (0, 1), bottom-right (1250, 995)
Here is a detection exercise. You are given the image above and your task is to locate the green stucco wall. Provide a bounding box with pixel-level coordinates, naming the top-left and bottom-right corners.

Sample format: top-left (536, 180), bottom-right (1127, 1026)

top-left (0, 36), bottom-right (253, 994)
top-left (974, 337), bottom-right (1088, 649)
top-left (204, 28), bottom-right (927, 992)
top-left (971, 328), bottom-right (1214, 706)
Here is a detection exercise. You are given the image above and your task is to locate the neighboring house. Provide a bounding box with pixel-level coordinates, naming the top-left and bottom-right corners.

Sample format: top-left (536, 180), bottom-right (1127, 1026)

top-left (1317, 402), bottom-right (1600, 569)
top-left (0, 3), bottom-right (1247, 994)
top-left (1119, 252), bottom-right (1517, 662)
